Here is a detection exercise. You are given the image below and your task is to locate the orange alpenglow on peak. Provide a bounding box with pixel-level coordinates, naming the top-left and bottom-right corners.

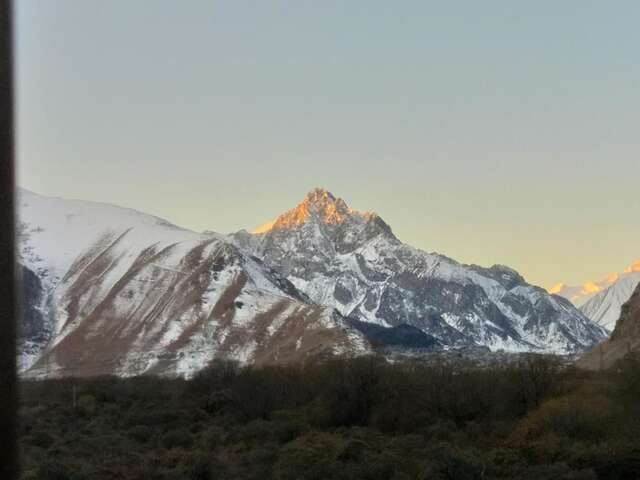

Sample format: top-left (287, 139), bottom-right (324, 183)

top-left (252, 220), bottom-right (276, 234)
top-left (251, 188), bottom-right (378, 234)
top-left (582, 282), bottom-right (603, 294)
top-left (548, 283), bottom-right (566, 295)
top-left (624, 260), bottom-right (640, 273)
top-left (305, 187), bottom-right (336, 202)
top-left (549, 259), bottom-right (640, 305)
top-left (606, 272), bottom-right (620, 283)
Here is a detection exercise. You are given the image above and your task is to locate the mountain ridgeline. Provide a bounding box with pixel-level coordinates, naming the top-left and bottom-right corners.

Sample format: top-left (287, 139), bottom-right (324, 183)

top-left (232, 188), bottom-right (606, 354)
top-left (552, 263), bottom-right (640, 332)
top-left (17, 188), bottom-right (607, 378)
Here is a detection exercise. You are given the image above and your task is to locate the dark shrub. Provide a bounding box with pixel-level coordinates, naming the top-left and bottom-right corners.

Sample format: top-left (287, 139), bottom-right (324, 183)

top-left (161, 428), bottom-right (194, 449)
top-left (77, 394), bottom-right (96, 417)
top-left (126, 406), bottom-right (182, 429)
top-left (127, 424), bottom-right (156, 443)
top-left (426, 443), bottom-right (485, 480)
top-left (232, 366), bottom-right (308, 421)
top-left (613, 352), bottom-right (640, 403)
top-left (37, 457), bottom-right (87, 480)
top-left (273, 432), bottom-right (344, 480)
top-left (313, 356), bottom-right (386, 428)
top-left (204, 388), bottom-right (233, 414)
top-left (30, 430), bottom-right (56, 449)
top-left (183, 453), bottom-right (227, 480)
top-left (189, 359), bottom-right (239, 397)
top-left (514, 393), bottom-right (617, 442)
top-left (594, 454), bottom-right (640, 480)
top-left (517, 462), bottom-right (592, 480)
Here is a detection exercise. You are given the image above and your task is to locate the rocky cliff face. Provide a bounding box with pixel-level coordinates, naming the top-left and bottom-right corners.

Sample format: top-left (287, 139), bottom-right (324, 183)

top-left (233, 188), bottom-right (607, 354)
top-left (577, 282), bottom-right (640, 370)
top-left (17, 264), bottom-right (54, 371)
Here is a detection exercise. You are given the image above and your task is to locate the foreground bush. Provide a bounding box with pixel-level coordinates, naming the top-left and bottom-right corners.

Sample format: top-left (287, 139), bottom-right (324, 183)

top-left (514, 392), bottom-right (619, 442)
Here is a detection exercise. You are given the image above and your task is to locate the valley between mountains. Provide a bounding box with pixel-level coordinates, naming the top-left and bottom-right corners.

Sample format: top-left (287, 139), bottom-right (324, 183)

top-left (17, 188), bottom-right (609, 378)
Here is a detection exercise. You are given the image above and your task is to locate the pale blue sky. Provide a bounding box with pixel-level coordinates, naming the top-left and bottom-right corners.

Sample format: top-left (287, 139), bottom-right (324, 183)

top-left (15, 1), bottom-right (640, 287)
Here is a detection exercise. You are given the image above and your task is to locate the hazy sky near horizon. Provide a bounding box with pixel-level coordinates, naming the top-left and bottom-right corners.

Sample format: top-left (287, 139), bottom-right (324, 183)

top-left (15, 1), bottom-right (640, 288)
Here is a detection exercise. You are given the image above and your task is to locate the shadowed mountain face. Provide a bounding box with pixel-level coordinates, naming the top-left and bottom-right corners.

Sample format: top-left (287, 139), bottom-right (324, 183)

top-left (17, 264), bottom-right (54, 371)
top-left (233, 188), bottom-right (607, 354)
top-left (345, 318), bottom-right (441, 350)
top-left (578, 283), bottom-right (640, 370)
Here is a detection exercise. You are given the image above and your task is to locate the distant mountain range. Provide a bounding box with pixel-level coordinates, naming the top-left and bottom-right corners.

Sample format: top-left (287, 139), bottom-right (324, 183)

top-left (550, 262), bottom-right (640, 331)
top-left (17, 188), bottom-right (607, 378)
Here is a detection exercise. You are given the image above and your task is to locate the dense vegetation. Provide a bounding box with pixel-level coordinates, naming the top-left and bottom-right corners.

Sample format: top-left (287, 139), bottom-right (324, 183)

top-left (18, 354), bottom-right (640, 480)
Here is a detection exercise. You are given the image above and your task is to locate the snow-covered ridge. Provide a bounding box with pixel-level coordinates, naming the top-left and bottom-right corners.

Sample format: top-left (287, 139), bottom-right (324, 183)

top-left (551, 260), bottom-right (640, 330)
top-left (579, 272), bottom-right (640, 331)
top-left (549, 260), bottom-right (640, 306)
top-left (18, 188), bottom-right (200, 284)
top-left (233, 188), bottom-right (608, 355)
top-left (17, 188), bottom-right (205, 371)
top-left (16, 188), bottom-right (370, 376)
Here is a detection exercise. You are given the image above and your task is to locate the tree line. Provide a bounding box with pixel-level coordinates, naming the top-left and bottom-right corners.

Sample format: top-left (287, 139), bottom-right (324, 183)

top-left (18, 353), bottom-right (640, 479)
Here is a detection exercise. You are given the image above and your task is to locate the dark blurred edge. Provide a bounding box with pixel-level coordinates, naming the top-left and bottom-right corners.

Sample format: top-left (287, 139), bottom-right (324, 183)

top-left (0, 0), bottom-right (17, 478)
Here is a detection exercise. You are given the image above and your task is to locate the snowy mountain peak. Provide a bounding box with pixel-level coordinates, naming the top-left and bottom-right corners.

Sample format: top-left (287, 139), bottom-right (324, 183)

top-left (232, 190), bottom-right (606, 355)
top-left (305, 187), bottom-right (337, 203)
top-left (549, 278), bottom-right (619, 306)
top-left (552, 260), bottom-right (640, 331)
top-left (551, 260), bottom-right (640, 307)
top-left (252, 188), bottom-right (391, 239)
